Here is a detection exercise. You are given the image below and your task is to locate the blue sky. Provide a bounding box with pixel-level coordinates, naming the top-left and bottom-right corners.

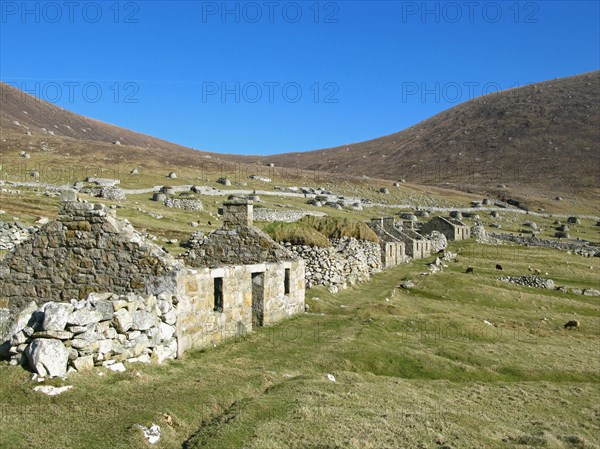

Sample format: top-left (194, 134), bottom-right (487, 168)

top-left (1, 1), bottom-right (599, 155)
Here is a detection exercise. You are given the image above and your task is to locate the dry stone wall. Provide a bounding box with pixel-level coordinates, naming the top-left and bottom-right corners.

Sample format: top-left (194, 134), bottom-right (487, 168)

top-left (490, 232), bottom-right (600, 257)
top-left (286, 237), bottom-right (381, 292)
top-left (496, 275), bottom-right (555, 289)
top-left (253, 208), bottom-right (326, 222)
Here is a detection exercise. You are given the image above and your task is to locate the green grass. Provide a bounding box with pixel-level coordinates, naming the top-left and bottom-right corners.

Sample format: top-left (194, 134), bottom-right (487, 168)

top-left (298, 215), bottom-right (379, 243)
top-left (262, 221), bottom-right (331, 247)
top-left (1, 241), bottom-right (599, 449)
top-left (262, 216), bottom-right (379, 247)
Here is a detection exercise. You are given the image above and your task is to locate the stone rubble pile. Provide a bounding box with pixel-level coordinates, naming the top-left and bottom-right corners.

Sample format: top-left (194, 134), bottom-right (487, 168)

top-left (286, 237), bottom-right (381, 292)
top-left (471, 223), bottom-right (488, 243)
top-left (5, 292), bottom-right (178, 377)
top-left (490, 232), bottom-right (600, 257)
top-left (0, 221), bottom-right (35, 253)
top-left (183, 230), bottom-right (205, 248)
top-left (496, 275), bottom-right (555, 289)
top-left (423, 231), bottom-right (447, 253)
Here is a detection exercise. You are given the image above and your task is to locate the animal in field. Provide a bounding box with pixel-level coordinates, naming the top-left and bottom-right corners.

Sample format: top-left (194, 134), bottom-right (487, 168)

top-left (529, 266), bottom-right (541, 275)
top-left (496, 264), bottom-right (503, 270)
top-left (466, 267), bottom-right (474, 274)
top-left (564, 320), bottom-right (580, 330)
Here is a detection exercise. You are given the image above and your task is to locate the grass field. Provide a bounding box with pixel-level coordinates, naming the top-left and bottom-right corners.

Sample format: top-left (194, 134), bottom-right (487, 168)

top-left (1, 241), bottom-right (598, 449)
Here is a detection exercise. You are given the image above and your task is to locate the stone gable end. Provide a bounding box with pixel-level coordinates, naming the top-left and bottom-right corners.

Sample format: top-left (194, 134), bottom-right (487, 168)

top-left (0, 202), bottom-right (182, 315)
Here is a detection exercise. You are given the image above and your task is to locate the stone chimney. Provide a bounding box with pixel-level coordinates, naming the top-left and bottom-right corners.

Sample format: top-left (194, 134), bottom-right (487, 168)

top-left (60, 189), bottom-right (79, 203)
top-left (382, 217), bottom-right (396, 229)
top-left (222, 199), bottom-right (253, 228)
top-left (370, 218), bottom-right (384, 228)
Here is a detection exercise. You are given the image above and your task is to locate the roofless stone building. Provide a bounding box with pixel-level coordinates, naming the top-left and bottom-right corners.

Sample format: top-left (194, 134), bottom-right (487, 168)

top-left (0, 196), bottom-right (304, 372)
top-left (177, 199), bottom-right (305, 353)
top-left (420, 216), bottom-right (471, 241)
top-left (369, 217), bottom-right (431, 260)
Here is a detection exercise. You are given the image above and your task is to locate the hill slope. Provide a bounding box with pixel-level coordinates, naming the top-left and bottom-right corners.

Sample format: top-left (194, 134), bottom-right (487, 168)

top-left (1, 72), bottom-right (598, 210)
top-left (232, 71), bottom-right (600, 198)
top-left (0, 81), bottom-right (200, 156)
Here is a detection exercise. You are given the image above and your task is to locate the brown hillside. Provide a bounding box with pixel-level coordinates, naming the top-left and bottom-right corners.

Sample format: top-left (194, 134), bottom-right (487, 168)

top-left (227, 71), bottom-right (600, 200)
top-left (1, 72), bottom-right (598, 210)
top-left (0, 81), bottom-right (202, 159)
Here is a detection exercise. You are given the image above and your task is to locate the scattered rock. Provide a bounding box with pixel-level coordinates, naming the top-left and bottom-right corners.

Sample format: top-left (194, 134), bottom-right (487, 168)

top-left (152, 192), bottom-right (167, 202)
top-left (583, 289), bottom-right (600, 297)
top-left (135, 423), bottom-right (161, 444)
top-left (33, 385), bottom-right (73, 396)
top-left (72, 355), bottom-right (94, 371)
top-left (68, 309), bottom-right (103, 327)
top-left (108, 362), bottom-right (126, 372)
top-left (249, 175), bottom-right (271, 183)
top-left (25, 338), bottom-right (69, 377)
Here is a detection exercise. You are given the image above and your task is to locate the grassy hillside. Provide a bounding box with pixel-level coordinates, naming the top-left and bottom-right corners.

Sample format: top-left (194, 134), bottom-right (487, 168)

top-left (1, 241), bottom-right (598, 448)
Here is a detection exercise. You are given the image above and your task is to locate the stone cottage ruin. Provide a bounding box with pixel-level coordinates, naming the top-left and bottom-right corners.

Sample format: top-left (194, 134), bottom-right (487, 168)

top-left (369, 217), bottom-right (431, 261)
top-left (0, 197), bottom-right (304, 376)
top-left (177, 199), bottom-right (305, 352)
top-left (420, 216), bottom-right (471, 241)
top-left (368, 218), bottom-right (406, 268)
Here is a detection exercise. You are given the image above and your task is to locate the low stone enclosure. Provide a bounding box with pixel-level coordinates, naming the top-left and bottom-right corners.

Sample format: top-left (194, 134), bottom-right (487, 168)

top-left (0, 198), bottom-right (304, 376)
